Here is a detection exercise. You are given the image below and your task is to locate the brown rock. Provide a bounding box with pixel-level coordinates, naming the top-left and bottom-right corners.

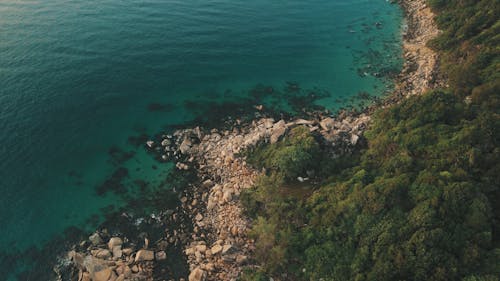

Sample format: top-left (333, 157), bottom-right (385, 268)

top-left (236, 255), bottom-right (248, 265)
top-left (93, 249), bottom-right (111, 259)
top-left (112, 246), bottom-right (122, 259)
top-left (107, 237), bottom-right (123, 250)
top-left (135, 250), bottom-right (155, 262)
top-left (195, 213), bottom-right (203, 221)
top-left (221, 244), bottom-right (233, 254)
top-left (122, 248), bottom-right (133, 256)
top-left (188, 267), bottom-right (206, 281)
top-left (210, 244), bottom-right (222, 255)
top-left (205, 262), bottom-right (215, 272)
top-left (320, 117), bottom-right (336, 131)
top-left (81, 272), bottom-right (91, 281)
top-left (230, 226), bottom-right (239, 236)
top-left (196, 244), bottom-right (207, 253)
top-left (93, 268), bottom-right (112, 281)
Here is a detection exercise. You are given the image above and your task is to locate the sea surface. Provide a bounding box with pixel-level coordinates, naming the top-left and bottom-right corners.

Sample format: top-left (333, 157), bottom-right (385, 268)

top-left (0, 0), bottom-right (403, 279)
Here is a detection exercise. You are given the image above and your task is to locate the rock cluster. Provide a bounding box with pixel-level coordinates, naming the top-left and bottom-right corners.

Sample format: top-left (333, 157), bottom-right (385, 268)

top-left (67, 234), bottom-right (162, 281)
top-left (161, 114), bottom-right (370, 280)
top-left (393, 0), bottom-right (442, 99)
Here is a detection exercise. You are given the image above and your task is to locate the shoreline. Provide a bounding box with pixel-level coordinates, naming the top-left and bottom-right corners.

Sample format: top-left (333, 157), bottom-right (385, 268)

top-left (62, 0), bottom-right (441, 280)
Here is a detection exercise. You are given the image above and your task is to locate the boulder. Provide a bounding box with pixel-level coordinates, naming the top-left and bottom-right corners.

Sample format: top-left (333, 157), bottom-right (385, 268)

top-left (93, 268), bottom-right (112, 281)
top-left (89, 232), bottom-right (103, 246)
top-left (293, 119), bottom-right (315, 126)
top-left (107, 237), bottom-right (123, 250)
top-left (263, 118), bottom-right (275, 129)
top-left (122, 248), bottom-right (133, 256)
top-left (270, 120), bottom-right (287, 144)
top-left (93, 249), bottom-right (111, 259)
top-left (179, 138), bottom-right (192, 154)
top-left (320, 117), bottom-right (336, 131)
top-left (112, 246), bottom-right (122, 259)
top-left (68, 251), bottom-right (85, 269)
top-left (201, 179), bottom-right (213, 188)
top-left (81, 272), bottom-right (91, 281)
top-left (189, 267), bottom-right (206, 281)
top-left (350, 134), bottom-right (360, 145)
top-left (222, 190), bottom-right (233, 203)
top-left (185, 247), bottom-right (195, 256)
top-left (210, 244), bottom-right (222, 255)
top-left (236, 255), bottom-right (248, 265)
top-left (206, 198), bottom-right (216, 211)
top-left (196, 244), bottom-right (207, 253)
top-left (135, 249), bottom-right (155, 262)
top-left (83, 256), bottom-right (108, 277)
top-left (155, 251), bottom-right (167, 260)
top-left (195, 213), bottom-right (203, 221)
top-left (205, 262), bottom-right (215, 272)
top-left (146, 141), bottom-right (154, 148)
top-left (222, 244), bottom-right (234, 254)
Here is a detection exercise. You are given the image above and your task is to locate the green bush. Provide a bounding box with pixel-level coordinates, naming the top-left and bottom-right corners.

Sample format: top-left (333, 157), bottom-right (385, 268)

top-left (247, 126), bottom-right (320, 181)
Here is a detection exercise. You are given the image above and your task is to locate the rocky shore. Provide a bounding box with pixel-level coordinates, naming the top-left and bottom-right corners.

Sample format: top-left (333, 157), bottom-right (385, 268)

top-left (169, 113), bottom-right (369, 281)
top-left (392, 0), bottom-right (441, 100)
top-left (62, 0), bottom-right (440, 280)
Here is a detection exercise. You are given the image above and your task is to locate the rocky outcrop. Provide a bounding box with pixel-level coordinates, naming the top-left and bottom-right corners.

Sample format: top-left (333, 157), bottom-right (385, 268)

top-left (393, 0), bottom-right (442, 99)
top-left (67, 235), bottom-right (156, 281)
top-left (160, 113), bottom-right (370, 280)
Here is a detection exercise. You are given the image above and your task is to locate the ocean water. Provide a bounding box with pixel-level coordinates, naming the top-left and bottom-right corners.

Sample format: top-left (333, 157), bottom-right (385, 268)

top-left (0, 0), bottom-right (403, 279)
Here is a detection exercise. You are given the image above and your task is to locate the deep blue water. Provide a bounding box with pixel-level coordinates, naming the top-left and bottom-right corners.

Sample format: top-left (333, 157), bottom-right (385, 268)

top-left (0, 0), bottom-right (403, 279)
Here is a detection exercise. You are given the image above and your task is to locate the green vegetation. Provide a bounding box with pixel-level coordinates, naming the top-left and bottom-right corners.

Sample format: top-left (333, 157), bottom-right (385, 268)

top-left (246, 126), bottom-right (321, 181)
top-left (240, 1), bottom-right (500, 280)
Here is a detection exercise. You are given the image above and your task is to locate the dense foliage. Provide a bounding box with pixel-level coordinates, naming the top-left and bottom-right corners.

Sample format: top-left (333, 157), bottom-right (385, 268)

top-left (246, 126), bottom-right (321, 181)
top-left (240, 1), bottom-right (500, 280)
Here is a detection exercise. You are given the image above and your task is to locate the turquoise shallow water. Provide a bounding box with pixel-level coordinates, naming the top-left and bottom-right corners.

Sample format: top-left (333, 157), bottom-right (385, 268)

top-left (0, 0), bottom-right (403, 279)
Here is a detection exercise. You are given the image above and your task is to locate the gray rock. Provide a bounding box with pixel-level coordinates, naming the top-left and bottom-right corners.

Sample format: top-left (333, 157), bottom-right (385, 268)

top-left (146, 141), bottom-right (155, 148)
top-left (179, 138), bottom-right (192, 154)
top-left (320, 117), bottom-right (336, 131)
top-left (270, 120), bottom-right (287, 144)
top-left (161, 139), bottom-right (171, 146)
top-left (89, 232), bottom-right (103, 246)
